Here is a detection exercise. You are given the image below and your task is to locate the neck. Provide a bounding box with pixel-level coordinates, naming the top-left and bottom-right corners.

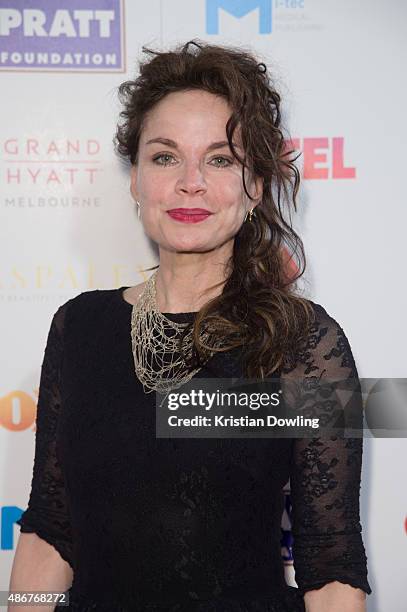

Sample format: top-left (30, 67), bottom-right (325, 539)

top-left (155, 244), bottom-right (232, 313)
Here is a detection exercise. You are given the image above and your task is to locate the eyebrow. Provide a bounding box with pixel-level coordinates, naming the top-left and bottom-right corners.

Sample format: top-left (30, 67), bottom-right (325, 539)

top-left (145, 137), bottom-right (242, 152)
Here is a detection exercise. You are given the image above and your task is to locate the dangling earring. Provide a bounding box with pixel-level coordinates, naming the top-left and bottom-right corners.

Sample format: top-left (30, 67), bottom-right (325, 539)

top-left (244, 207), bottom-right (254, 222)
top-left (136, 200), bottom-right (141, 219)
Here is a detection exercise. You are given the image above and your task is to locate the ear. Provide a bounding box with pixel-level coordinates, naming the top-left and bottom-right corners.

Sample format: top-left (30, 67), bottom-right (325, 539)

top-left (130, 164), bottom-right (138, 201)
top-left (251, 175), bottom-right (263, 209)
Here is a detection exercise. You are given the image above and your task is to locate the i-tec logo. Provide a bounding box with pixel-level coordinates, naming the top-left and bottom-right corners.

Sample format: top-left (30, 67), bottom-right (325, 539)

top-left (0, 0), bottom-right (125, 72)
top-left (206, 0), bottom-right (305, 35)
top-left (207, 0), bottom-right (272, 34)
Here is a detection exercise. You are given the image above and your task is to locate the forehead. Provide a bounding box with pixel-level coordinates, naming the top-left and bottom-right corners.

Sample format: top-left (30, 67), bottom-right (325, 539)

top-left (141, 90), bottom-right (235, 139)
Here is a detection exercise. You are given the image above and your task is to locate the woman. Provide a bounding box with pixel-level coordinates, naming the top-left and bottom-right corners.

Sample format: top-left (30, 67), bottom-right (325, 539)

top-left (10, 40), bottom-right (371, 611)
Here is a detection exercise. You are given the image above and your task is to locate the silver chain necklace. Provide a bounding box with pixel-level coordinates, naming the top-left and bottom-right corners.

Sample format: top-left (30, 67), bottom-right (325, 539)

top-left (130, 270), bottom-right (215, 396)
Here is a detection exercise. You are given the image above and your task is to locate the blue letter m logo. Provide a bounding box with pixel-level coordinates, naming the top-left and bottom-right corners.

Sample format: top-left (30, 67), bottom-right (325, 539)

top-left (206, 0), bottom-right (272, 34)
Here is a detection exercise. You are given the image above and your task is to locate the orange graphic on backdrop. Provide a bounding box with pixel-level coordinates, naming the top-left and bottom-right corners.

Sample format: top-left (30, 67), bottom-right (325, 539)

top-left (0, 390), bottom-right (38, 431)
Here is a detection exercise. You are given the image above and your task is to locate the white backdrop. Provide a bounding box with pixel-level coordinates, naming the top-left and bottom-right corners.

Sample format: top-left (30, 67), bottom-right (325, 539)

top-left (1, 1), bottom-right (406, 610)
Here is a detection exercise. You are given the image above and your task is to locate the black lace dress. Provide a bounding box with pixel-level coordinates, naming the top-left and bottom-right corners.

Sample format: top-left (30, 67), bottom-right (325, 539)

top-left (16, 288), bottom-right (372, 611)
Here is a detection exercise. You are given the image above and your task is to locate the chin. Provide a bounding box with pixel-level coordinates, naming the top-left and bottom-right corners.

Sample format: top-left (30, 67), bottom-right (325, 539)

top-left (162, 230), bottom-right (212, 252)
top-left (165, 238), bottom-right (216, 253)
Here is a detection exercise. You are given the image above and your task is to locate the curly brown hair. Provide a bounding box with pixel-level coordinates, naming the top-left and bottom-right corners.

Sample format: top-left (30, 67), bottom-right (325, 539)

top-left (114, 39), bottom-right (315, 378)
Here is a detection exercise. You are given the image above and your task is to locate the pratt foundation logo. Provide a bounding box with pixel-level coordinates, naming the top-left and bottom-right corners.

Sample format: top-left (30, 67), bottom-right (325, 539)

top-left (0, 0), bottom-right (125, 72)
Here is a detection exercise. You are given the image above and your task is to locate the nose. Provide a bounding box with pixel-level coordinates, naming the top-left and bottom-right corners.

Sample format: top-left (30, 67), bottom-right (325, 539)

top-left (175, 160), bottom-right (207, 196)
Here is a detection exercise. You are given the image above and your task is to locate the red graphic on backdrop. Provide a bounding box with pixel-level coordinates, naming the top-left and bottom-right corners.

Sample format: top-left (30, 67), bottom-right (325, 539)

top-left (284, 137), bottom-right (355, 179)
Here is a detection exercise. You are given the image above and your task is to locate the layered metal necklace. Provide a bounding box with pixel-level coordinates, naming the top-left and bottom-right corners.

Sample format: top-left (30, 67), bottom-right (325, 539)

top-left (130, 270), bottom-right (216, 396)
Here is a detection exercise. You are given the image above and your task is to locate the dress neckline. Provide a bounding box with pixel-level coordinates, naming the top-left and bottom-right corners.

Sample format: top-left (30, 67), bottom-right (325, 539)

top-left (117, 286), bottom-right (197, 323)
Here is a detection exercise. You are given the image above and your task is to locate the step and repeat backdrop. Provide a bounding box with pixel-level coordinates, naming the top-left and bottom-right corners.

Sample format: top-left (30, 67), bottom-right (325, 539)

top-left (1, 1), bottom-right (406, 610)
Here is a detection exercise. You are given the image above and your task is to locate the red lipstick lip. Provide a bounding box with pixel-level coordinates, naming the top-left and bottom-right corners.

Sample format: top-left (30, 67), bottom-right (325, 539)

top-left (166, 209), bottom-right (213, 224)
top-left (167, 208), bottom-right (213, 214)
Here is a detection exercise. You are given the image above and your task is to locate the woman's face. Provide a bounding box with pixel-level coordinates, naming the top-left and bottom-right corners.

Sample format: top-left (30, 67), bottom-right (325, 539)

top-left (130, 89), bottom-right (262, 255)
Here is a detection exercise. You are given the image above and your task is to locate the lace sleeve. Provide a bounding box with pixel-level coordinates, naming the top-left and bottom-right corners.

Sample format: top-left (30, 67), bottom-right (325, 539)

top-left (282, 303), bottom-right (372, 597)
top-left (16, 302), bottom-right (74, 570)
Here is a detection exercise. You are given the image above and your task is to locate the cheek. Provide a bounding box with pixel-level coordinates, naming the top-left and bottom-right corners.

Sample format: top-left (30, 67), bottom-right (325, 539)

top-left (139, 176), bottom-right (164, 204)
top-left (215, 168), bottom-right (244, 197)
top-left (215, 179), bottom-right (245, 212)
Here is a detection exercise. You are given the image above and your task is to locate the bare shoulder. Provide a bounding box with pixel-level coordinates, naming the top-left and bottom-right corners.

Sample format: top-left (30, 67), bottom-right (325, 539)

top-left (122, 281), bottom-right (147, 306)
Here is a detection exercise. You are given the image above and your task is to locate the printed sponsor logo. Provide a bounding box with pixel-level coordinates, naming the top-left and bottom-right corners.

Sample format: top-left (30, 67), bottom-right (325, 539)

top-left (285, 137), bottom-right (356, 179)
top-left (0, 390), bottom-right (38, 431)
top-left (206, 0), bottom-right (321, 36)
top-left (2, 507), bottom-right (25, 550)
top-left (1, 135), bottom-right (104, 208)
top-left (207, 0), bottom-right (273, 34)
top-left (0, 263), bottom-right (150, 296)
top-left (2, 136), bottom-right (102, 187)
top-left (0, 0), bottom-right (125, 72)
